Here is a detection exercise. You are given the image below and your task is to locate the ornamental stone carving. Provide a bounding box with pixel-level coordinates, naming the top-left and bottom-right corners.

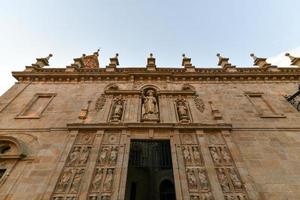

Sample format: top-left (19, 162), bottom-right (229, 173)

top-left (141, 89), bottom-right (159, 121)
top-left (194, 96), bottom-right (205, 112)
top-left (95, 94), bottom-right (106, 111)
top-left (175, 98), bottom-right (190, 122)
top-left (109, 96), bottom-right (125, 122)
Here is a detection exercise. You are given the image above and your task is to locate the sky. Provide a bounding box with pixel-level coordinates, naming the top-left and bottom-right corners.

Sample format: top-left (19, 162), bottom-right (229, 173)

top-left (1, 0), bottom-right (300, 95)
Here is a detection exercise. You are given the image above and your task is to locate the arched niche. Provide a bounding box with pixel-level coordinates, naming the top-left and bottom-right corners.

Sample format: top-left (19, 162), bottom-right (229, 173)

top-left (105, 83), bottom-right (119, 91)
top-left (182, 84), bottom-right (195, 92)
top-left (140, 86), bottom-right (160, 122)
top-left (0, 136), bottom-right (28, 159)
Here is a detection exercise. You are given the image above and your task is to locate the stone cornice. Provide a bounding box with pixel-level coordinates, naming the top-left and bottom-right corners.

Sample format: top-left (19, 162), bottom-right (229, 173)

top-left (66, 122), bottom-right (232, 131)
top-left (12, 66), bottom-right (300, 83)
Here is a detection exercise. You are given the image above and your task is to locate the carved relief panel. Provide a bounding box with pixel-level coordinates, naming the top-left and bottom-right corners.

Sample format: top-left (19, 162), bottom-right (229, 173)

top-left (179, 131), bottom-right (213, 200)
top-left (52, 132), bottom-right (95, 200)
top-left (88, 131), bottom-right (121, 200)
top-left (207, 132), bottom-right (249, 200)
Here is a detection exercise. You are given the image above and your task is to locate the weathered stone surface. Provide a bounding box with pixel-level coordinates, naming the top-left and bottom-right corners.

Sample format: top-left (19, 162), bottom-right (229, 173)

top-left (0, 57), bottom-right (300, 200)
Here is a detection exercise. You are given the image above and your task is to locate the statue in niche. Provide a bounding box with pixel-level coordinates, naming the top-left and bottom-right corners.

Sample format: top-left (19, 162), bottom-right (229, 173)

top-left (68, 147), bottom-right (80, 166)
top-left (221, 147), bottom-right (232, 164)
top-left (192, 147), bottom-right (201, 163)
top-left (176, 99), bottom-right (190, 121)
top-left (186, 169), bottom-right (197, 188)
top-left (70, 169), bottom-right (83, 193)
top-left (229, 168), bottom-right (242, 189)
top-left (210, 147), bottom-right (221, 165)
top-left (92, 168), bottom-right (104, 191)
top-left (141, 89), bottom-right (159, 121)
top-left (103, 169), bottom-right (113, 191)
top-left (99, 147), bottom-right (108, 164)
top-left (56, 169), bottom-right (73, 192)
top-left (111, 98), bottom-right (124, 122)
top-left (183, 146), bottom-right (191, 162)
top-left (109, 146), bottom-right (118, 164)
top-left (198, 169), bottom-right (208, 190)
top-left (217, 168), bottom-right (230, 192)
top-left (79, 147), bottom-right (90, 164)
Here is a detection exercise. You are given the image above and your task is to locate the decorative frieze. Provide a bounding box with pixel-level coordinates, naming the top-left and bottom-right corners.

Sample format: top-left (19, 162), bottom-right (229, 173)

top-left (207, 132), bottom-right (249, 199)
top-left (52, 132), bottom-right (95, 200)
top-left (88, 131), bottom-right (121, 200)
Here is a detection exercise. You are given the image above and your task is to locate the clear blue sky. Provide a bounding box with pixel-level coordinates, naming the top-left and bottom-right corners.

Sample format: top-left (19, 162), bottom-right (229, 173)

top-left (1, 0), bottom-right (300, 94)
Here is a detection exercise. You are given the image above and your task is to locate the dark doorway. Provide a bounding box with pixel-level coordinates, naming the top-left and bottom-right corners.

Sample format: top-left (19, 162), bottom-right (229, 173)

top-left (125, 140), bottom-right (176, 200)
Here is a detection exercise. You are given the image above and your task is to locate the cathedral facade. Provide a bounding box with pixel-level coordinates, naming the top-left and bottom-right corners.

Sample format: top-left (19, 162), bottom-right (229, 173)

top-left (0, 51), bottom-right (299, 200)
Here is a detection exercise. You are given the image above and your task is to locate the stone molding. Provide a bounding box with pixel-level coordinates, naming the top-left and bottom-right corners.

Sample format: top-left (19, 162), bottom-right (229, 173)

top-left (12, 67), bottom-right (300, 83)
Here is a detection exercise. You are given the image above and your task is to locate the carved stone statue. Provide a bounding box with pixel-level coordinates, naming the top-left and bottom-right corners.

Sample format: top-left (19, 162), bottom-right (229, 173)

top-left (111, 99), bottom-right (123, 122)
top-left (99, 148), bottom-right (108, 164)
top-left (56, 169), bottom-right (73, 192)
top-left (68, 147), bottom-right (80, 166)
top-left (198, 169), bottom-right (208, 190)
top-left (103, 169), bottom-right (113, 191)
top-left (183, 146), bottom-right (191, 162)
top-left (142, 89), bottom-right (159, 121)
top-left (176, 100), bottom-right (189, 121)
top-left (217, 168), bottom-right (230, 192)
top-left (229, 169), bottom-right (242, 189)
top-left (92, 169), bottom-right (103, 191)
top-left (109, 147), bottom-right (118, 164)
top-left (186, 169), bottom-right (197, 188)
top-left (192, 147), bottom-right (201, 163)
top-left (221, 147), bottom-right (231, 164)
top-left (70, 169), bottom-right (83, 193)
top-left (79, 147), bottom-right (90, 164)
top-left (210, 147), bottom-right (221, 165)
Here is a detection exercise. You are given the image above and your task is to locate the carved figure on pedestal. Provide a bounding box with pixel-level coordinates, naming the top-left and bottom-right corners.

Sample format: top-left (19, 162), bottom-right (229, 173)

top-left (221, 147), bottom-right (232, 164)
top-left (192, 147), bottom-right (201, 163)
top-left (183, 146), bottom-right (191, 162)
top-left (68, 147), bottom-right (80, 166)
top-left (217, 168), bottom-right (230, 192)
top-left (176, 99), bottom-right (190, 121)
top-left (141, 89), bottom-right (159, 121)
top-left (198, 169), bottom-right (208, 190)
top-left (229, 169), bottom-right (242, 189)
top-left (103, 169), bottom-right (113, 191)
top-left (79, 147), bottom-right (90, 165)
top-left (92, 168), bottom-right (104, 191)
top-left (210, 147), bottom-right (221, 165)
top-left (56, 169), bottom-right (73, 192)
top-left (99, 148), bottom-right (108, 164)
top-left (186, 169), bottom-right (197, 188)
top-left (109, 146), bottom-right (118, 164)
top-left (70, 169), bottom-right (83, 193)
top-left (111, 98), bottom-right (124, 122)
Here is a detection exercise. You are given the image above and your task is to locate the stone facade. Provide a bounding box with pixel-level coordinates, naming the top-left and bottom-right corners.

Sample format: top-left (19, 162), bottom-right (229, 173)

top-left (0, 52), bottom-right (300, 200)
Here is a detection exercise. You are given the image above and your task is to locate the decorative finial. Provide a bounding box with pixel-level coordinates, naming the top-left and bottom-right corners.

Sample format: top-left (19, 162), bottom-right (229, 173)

top-left (94, 49), bottom-right (100, 56)
top-left (250, 53), bottom-right (257, 60)
top-left (150, 53), bottom-right (153, 58)
top-left (182, 53), bottom-right (186, 58)
top-left (285, 53), bottom-right (300, 67)
top-left (216, 53), bottom-right (222, 58)
top-left (115, 53), bottom-right (119, 57)
top-left (46, 54), bottom-right (53, 60)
